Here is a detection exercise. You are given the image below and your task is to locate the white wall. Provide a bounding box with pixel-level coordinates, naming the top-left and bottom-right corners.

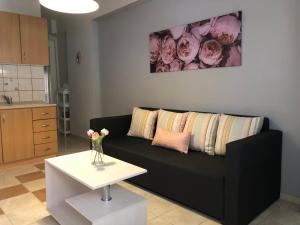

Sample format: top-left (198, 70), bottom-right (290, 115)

top-left (93, 0), bottom-right (142, 17)
top-left (98, 0), bottom-right (300, 199)
top-left (45, 14), bottom-right (102, 137)
top-left (41, 0), bottom-right (144, 137)
top-left (0, 0), bottom-right (41, 16)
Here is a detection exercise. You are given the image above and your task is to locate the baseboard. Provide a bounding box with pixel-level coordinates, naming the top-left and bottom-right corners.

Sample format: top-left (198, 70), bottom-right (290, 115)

top-left (280, 193), bottom-right (300, 205)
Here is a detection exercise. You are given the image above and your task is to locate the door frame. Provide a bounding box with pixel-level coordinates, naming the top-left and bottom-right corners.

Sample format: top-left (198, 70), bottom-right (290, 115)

top-left (48, 34), bottom-right (60, 103)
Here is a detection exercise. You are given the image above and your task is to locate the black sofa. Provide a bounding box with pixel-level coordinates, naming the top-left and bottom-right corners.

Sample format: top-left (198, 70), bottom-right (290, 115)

top-left (90, 107), bottom-right (282, 225)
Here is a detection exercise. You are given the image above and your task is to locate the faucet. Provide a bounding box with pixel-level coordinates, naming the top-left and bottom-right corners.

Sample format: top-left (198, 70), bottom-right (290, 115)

top-left (3, 95), bottom-right (13, 104)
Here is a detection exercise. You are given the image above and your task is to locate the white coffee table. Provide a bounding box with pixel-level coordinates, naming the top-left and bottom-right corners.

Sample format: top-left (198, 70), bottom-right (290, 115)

top-left (45, 150), bottom-right (147, 225)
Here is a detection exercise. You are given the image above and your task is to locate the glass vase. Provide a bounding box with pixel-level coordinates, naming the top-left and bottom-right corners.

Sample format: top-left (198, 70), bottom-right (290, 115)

top-left (91, 142), bottom-right (104, 165)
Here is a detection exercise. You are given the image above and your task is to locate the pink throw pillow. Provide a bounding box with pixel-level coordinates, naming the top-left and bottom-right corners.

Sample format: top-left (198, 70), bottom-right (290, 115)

top-left (152, 128), bottom-right (191, 154)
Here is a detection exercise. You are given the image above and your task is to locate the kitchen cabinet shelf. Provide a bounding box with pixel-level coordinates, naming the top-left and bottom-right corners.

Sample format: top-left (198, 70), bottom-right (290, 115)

top-left (57, 89), bottom-right (70, 136)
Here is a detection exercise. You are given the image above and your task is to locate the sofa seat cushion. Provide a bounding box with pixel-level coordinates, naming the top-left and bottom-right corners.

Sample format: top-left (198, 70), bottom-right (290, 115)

top-left (103, 136), bottom-right (225, 219)
top-left (103, 136), bottom-right (225, 179)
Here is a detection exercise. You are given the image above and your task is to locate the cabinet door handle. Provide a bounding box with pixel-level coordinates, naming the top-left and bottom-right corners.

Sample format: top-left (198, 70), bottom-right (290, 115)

top-left (45, 148), bottom-right (51, 151)
top-left (41, 124), bottom-right (49, 127)
top-left (1, 114), bottom-right (5, 124)
top-left (42, 136), bottom-right (51, 139)
top-left (41, 112), bottom-right (49, 115)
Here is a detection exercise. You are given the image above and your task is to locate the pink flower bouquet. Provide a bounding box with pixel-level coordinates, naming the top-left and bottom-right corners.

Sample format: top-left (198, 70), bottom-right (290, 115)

top-left (87, 128), bottom-right (109, 165)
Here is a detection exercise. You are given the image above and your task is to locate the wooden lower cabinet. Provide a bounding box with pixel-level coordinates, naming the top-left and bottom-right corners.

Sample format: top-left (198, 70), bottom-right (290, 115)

top-left (1, 109), bottom-right (34, 163)
top-left (32, 107), bottom-right (58, 157)
top-left (0, 106), bottom-right (58, 164)
top-left (35, 142), bottom-right (57, 157)
top-left (0, 126), bottom-right (2, 164)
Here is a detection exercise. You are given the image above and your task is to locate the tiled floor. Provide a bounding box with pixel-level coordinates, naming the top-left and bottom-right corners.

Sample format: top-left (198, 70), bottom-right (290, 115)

top-left (0, 135), bottom-right (298, 225)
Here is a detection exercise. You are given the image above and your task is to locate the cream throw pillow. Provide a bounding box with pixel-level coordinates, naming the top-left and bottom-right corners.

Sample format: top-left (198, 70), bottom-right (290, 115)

top-left (215, 114), bottom-right (264, 155)
top-left (183, 112), bottom-right (220, 155)
top-left (157, 109), bottom-right (189, 132)
top-left (127, 107), bottom-right (158, 140)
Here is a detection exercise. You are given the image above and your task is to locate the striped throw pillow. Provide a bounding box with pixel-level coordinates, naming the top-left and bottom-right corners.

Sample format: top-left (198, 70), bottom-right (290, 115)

top-left (183, 112), bottom-right (220, 155)
top-left (157, 109), bottom-right (189, 132)
top-left (215, 114), bottom-right (264, 155)
top-left (127, 107), bottom-right (158, 140)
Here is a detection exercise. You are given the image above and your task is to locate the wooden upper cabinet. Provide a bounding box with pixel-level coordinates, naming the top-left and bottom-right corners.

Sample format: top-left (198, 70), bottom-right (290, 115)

top-left (20, 15), bottom-right (49, 65)
top-left (0, 12), bottom-right (22, 64)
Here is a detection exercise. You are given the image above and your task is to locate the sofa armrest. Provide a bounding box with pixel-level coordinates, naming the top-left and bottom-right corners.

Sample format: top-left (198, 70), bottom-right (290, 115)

top-left (224, 130), bottom-right (282, 225)
top-left (90, 115), bottom-right (132, 139)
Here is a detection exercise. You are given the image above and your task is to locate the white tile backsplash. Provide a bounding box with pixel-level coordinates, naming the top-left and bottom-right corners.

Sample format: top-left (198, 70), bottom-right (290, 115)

top-left (3, 65), bottom-right (17, 78)
top-left (1, 64), bottom-right (47, 103)
top-left (19, 91), bottom-right (33, 102)
top-left (4, 78), bottom-right (19, 91)
top-left (4, 91), bottom-right (19, 102)
top-left (18, 78), bottom-right (32, 91)
top-left (17, 65), bottom-right (31, 78)
top-left (31, 66), bottom-right (46, 78)
top-left (0, 78), bottom-right (3, 92)
top-left (33, 91), bottom-right (45, 101)
top-left (0, 92), bottom-right (4, 103)
top-left (32, 79), bottom-right (45, 91)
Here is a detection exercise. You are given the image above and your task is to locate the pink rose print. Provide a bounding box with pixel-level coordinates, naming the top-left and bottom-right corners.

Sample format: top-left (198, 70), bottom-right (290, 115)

top-left (156, 60), bottom-right (170, 73)
top-left (177, 33), bottom-right (200, 63)
top-left (211, 15), bottom-right (241, 45)
top-left (183, 63), bottom-right (199, 71)
top-left (225, 46), bottom-right (241, 66)
top-left (149, 34), bottom-right (161, 64)
top-left (149, 11), bottom-right (242, 73)
top-left (199, 40), bottom-right (223, 66)
top-left (191, 19), bottom-right (215, 40)
top-left (169, 59), bottom-right (183, 72)
top-left (161, 35), bottom-right (177, 64)
top-left (169, 25), bottom-right (186, 40)
top-left (199, 61), bottom-right (208, 69)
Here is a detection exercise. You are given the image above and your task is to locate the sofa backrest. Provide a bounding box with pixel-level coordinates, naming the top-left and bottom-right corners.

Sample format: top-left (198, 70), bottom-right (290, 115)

top-left (140, 107), bottom-right (270, 132)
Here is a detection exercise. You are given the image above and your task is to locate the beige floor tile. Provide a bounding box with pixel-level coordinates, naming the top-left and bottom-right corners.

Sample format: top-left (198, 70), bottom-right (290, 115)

top-left (0, 174), bottom-right (21, 189)
top-left (119, 181), bottom-right (155, 199)
top-left (23, 179), bottom-right (45, 192)
top-left (2, 165), bottom-right (40, 177)
top-left (16, 171), bottom-right (45, 183)
top-left (160, 206), bottom-right (207, 225)
top-left (0, 193), bottom-right (48, 225)
top-left (148, 216), bottom-right (172, 225)
top-left (0, 215), bottom-right (13, 225)
top-left (147, 195), bottom-right (177, 219)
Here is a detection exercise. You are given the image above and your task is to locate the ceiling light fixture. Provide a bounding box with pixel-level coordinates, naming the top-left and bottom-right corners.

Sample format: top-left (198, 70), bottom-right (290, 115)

top-left (39, 0), bottom-right (99, 14)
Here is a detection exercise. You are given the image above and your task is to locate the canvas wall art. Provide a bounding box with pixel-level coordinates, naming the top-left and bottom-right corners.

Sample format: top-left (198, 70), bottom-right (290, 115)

top-left (149, 11), bottom-right (242, 73)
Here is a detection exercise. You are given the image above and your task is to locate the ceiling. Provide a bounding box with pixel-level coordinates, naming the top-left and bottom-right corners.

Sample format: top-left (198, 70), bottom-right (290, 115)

top-left (41, 0), bottom-right (147, 19)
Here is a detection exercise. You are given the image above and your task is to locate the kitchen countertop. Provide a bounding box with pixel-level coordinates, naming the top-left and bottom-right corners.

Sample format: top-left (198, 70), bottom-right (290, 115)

top-left (0, 102), bottom-right (56, 110)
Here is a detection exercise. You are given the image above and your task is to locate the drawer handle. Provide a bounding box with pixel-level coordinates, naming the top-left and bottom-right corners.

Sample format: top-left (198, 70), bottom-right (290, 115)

top-left (41, 112), bottom-right (49, 115)
top-left (41, 124), bottom-right (50, 127)
top-left (45, 148), bottom-right (52, 151)
top-left (42, 136), bottom-right (51, 139)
